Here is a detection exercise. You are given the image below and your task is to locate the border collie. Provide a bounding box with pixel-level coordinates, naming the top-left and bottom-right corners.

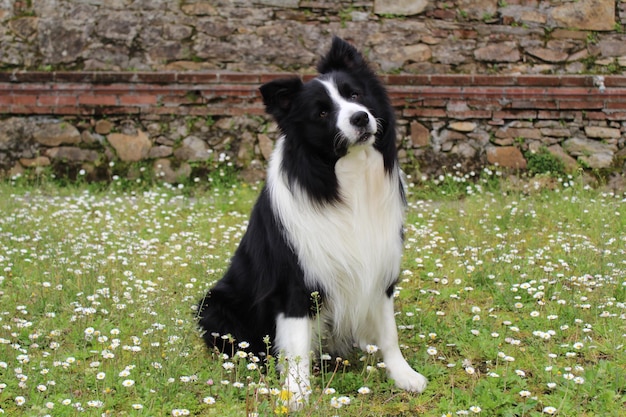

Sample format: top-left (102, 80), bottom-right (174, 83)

top-left (197, 37), bottom-right (427, 408)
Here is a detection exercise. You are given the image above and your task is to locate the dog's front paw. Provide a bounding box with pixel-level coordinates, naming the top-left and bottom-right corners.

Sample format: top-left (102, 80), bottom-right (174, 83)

top-left (389, 368), bottom-right (428, 393)
top-left (281, 382), bottom-right (311, 411)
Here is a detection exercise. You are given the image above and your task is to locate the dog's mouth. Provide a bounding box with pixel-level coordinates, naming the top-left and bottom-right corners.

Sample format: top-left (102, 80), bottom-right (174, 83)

top-left (356, 129), bottom-right (375, 144)
top-left (334, 126), bottom-right (376, 155)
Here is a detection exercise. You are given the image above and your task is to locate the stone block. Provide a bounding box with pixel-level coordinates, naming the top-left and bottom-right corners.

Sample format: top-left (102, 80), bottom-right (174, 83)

top-left (20, 156), bottom-right (51, 167)
top-left (148, 145), bottom-right (173, 159)
top-left (257, 133), bottom-right (274, 161)
top-left (95, 119), bottom-right (114, 134)
top-left (173, 136), bottom-right (211, 161)
top-left (486, 146), bottom-right (527, 169)
top-left (449, 122), bottom-right (476, 132)
top-left (547, 144), bottom-right (578, 171)
top-left (540, 128), bottom-right (571, 138)
top-left (33, 123), bottom-right (81, 147)
top-left (551, 0), bottom-right (615, 31)
top-left (584, 126), bottom-right (621, 139)
top-left (526, 47), bottom-right (569, 63)
top-left (563, 136), bottom-right (616, 156)
top-left (45, 147), bottom-right (99, 162)
top-left (579, 153), bottom-right (614, 169)
top-left (410, 122), bottom-right (430, 147)
top-left (107, 130), bottom-right (152, 162)
top-left (474, 42), bottom-right (521, 63)
top-left (374, 0), bottom-right (428, 16)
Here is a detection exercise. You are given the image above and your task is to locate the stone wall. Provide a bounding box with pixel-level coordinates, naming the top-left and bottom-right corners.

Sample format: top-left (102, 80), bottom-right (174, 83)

top-left (1, 0), bottom-right (626, 182)
top-left (2, 0), bottom-right (626, 75)
top-left (2, 72), bottom-right (626, 183)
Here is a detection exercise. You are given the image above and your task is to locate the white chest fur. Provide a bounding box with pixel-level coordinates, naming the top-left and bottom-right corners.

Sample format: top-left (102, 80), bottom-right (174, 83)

top-left (268, 140), bottom-right (405, 347)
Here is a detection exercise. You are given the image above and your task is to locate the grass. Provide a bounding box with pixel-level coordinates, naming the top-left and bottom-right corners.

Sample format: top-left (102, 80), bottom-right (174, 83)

top-left (0, 172), bottom-right (625, 416)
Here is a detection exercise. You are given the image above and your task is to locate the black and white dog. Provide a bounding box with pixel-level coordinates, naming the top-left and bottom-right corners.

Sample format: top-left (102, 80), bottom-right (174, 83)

top-left (197, 37), bottom-right (427, 408)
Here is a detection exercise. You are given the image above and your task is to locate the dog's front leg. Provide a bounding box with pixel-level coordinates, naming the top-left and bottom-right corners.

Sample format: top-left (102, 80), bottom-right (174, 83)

top-left (275, 313), bottom-right (313, 410)
top-left (374, 296), bottom-right (428, 393)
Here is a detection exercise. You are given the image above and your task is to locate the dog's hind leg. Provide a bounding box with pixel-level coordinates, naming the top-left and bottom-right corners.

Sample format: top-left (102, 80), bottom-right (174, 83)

top-left (372, 295), bottom-right (428, 393)
top-left (275, 313), bottom-right (313, 410)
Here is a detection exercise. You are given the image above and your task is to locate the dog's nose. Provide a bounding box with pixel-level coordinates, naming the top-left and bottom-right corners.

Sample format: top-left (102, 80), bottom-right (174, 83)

top-left (350, 111), bottom-right (369, 128)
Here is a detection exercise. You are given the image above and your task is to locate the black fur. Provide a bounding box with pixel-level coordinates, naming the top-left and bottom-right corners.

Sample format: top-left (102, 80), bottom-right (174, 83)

top-left (197, 37), bottom-right (400, 356)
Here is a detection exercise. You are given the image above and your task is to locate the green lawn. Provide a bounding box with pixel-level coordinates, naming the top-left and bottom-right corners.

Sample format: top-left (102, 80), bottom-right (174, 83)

top-left (0, 177), bottom-right (624, 416)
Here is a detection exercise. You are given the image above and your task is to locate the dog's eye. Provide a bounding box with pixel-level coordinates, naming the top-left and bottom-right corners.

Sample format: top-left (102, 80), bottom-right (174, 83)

top-left (319, 110), bottom-right (329, 119)
top-left (350, 92), bottom-right (359, 101)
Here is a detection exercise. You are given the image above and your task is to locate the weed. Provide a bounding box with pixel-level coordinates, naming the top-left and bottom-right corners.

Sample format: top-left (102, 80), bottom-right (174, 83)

top-left (526, 146), bottom-right (567, 177)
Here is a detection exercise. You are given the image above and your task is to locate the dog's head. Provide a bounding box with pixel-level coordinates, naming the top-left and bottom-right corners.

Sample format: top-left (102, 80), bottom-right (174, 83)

top-left (260, 37), bottom-right (392, 158)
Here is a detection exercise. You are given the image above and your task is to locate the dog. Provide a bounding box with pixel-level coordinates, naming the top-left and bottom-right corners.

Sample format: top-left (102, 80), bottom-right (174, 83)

top-left (197, 37), bottom-right (427, 408)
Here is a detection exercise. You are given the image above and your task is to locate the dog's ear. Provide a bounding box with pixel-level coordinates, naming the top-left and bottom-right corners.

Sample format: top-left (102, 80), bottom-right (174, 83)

top-left (259, 77), bottom-right (303, 122)
top-left (317, 36), bottom-right (366, 74)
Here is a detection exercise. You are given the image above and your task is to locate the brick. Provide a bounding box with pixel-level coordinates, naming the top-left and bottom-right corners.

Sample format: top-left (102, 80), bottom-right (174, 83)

top-left (430, 75), bottom-right (474, 86)
top-left (119, 95), bottom-right (158, 105)
top-left (95, 106), bottom-right (140, 115)
top-left (586, 111), bottom-right (608, 120)
top-left (10, 72), bottom-right (54, 83)
top-left (0, 95), bottom-right (12, 105)
top-left (176, 73), bottom-right (220, 84)
top-left (55, 72), bottom-right (99, 83)
top-left (464, 87), bottom-right (506, 97)
top-left (447, 110), bottom-right (492, 119)
top-left (422, 98), bottom-right (448, 107)
top-left (219, 73), bottom-right (262, 84)
top-left (403, 108), bottom-right (447, 118)
top-left (604, 111), bottom-right (626, 120)
top-left (134, 73), bottom-right (177, 84)
top-left (52, 106), bottom-right (85, 115)
top-left (78, 94), bottom-right (118, 106)
top-left (472, 75), bottom-right (517, 86)
top-left (38, 95), bottom-right (76, 106)
top-left (558, 76), bottom-right (593, 87)
top-left (150, 106), bottom-right (187, 115)
top-left (417, 87), bottom-right (465, 98)
top-left (52, 83), bottom-right (90, 91)
top-left (385, 74), bottom-right (431, 86)
top-left (466, 97), bottom-right (502, 111)
top-left (505, 87), bottom-right (549, 97)
top-left (516, 76), bottom-right (562, 87)
top-left (89, 72), bottom-right (136, 83)
top-left (259, 73), bottom-right (297, 83)
top-left (222, 106), bottom-right (265, 116)
top-left (390, 97), bottom-right (409, 107)
top-left (537, 110), bottom-right (582, 120)
top-left (512, 100), bottom-right (558, 109)
top-left (159, 94), bottom-right (205, 105)
top-left (605, 101), bottom-right (626, 110)
top-left (12, 95), bottom-right (38, 105)
top-left (603, 77), bottom-right (626, 87)
top-left (11, 105), bottom-right (51, 114)
top-left (493, 110), bottom-right (538, 119)
top-left (559, 100), bottom-right (605, 110)
top-left (92, 84), bottom-right (134, 94)
top-left (555, 87), bottom-right (596, 98)
top-left (15, 83), bottom-right (51, 93)
top-left (203, 88), bottom-right (258, 99)
top-left (187, 107), bottom-right (214, 116)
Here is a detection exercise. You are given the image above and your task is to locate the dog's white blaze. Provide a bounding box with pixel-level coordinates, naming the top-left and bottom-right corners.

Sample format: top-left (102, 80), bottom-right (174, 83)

top-left (317, 78), bottom-right (377, 145)
top-left (268, 137), bottom-right (405, 352)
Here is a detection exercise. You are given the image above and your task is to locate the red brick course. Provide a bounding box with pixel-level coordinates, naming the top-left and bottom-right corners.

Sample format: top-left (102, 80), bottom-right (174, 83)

top-left (0, 71), bottom-right (625, 121)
